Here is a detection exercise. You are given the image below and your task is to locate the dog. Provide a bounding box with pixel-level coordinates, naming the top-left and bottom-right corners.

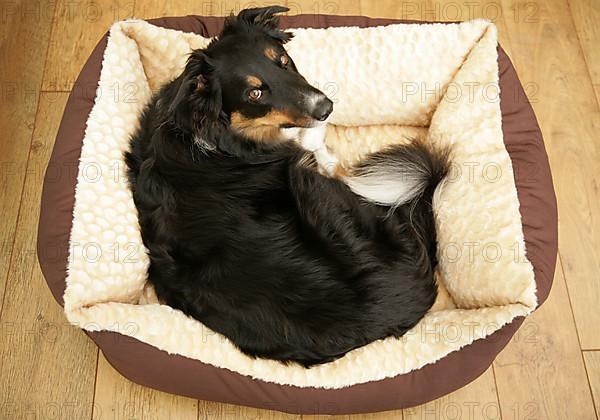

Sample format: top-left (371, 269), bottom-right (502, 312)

top-left (125, 6), bottom-right (450, 367)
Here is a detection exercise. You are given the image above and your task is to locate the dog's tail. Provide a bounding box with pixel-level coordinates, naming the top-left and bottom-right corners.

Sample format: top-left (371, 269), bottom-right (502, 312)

top-left (346, 140), bottom-right (451, 271)
top-left (345, 141), bottom-right (451, 208)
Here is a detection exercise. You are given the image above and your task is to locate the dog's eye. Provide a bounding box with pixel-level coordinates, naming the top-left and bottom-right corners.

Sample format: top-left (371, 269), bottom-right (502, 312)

top-left (280, 55), bottom-right (289, 67)
top-left (248, 89), bottom-right (262, 101)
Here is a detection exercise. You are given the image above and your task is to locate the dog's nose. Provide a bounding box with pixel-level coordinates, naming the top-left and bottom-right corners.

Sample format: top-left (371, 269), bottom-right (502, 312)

top-left (312, 97), bottom-right (333, 121)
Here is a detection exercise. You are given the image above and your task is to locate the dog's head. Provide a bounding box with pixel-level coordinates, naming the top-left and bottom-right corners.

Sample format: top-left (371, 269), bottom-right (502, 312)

top-left (167, 6), bottom-right (333, 145)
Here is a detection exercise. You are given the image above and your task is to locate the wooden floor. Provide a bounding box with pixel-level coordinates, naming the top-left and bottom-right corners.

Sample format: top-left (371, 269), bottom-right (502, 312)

top-left (1, 0), bottom-right (599, 418)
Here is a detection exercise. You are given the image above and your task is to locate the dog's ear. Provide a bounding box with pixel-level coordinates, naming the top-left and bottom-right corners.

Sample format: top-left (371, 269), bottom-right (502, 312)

top-left (224, 6), bottom-right (294, 43)
top-left (237, 6), bottom-right (288, 29)
top-left (167, 51), bottom-right (224, 138)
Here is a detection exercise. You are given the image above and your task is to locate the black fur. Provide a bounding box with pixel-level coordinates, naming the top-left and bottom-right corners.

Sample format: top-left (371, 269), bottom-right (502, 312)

top-left (125, 7), bottom-right (449, 366)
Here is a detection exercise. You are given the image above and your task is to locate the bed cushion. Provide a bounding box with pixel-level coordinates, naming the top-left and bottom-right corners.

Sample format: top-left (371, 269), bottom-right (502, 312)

top-left (37, 14), bottom-right (557, 414)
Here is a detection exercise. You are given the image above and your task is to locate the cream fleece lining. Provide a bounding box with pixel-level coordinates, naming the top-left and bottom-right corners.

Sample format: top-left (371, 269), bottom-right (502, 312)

top-left (64, 19), bottom-right (536, 389)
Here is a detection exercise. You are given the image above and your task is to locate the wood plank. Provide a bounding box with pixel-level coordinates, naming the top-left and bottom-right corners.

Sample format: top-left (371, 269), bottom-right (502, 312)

top-left (42, 0), bottom-right (136, 90)
top-left (502, 0), bottom-right (600, 349)
top-left (403, 368), bottom-right (498, 420)
top-left (303, 410), bottom-right (403, 419)
top-left (583, 351), bottom-right (600, 417)
top-left (303, 406), bottom-right (403, 419)
top-left (286, 0), bottom-right (362, 17)
top-left (360, 0), bottom-right (457, 21)
top-left (359, 0), bottom-right (414, 19)
top-left (568, 0), bottom-right (600, 103)
top-left (200, 400), bottom-right (299, 419)
top-left (493, 257), bottom-right (596, 419)
top-left (0, 93), bottom-right (99, 419)
top-left (133, 0), bottom-right (245, 19)
top-left (0, 0), bottom-right (55, 314)
top-left (94, 353), bottom-right (198, 420)
top-left (131, 0), bottom-right (356, 20)
top-left (133, 0), bottom-right (197, 19)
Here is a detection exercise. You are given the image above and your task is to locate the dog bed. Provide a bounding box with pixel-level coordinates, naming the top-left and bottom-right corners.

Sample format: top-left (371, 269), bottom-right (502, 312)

top-left (37, 14), bottom-right (557, 414)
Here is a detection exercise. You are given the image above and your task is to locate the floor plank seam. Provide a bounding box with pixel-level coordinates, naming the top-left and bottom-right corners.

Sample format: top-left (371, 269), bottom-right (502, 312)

top-left (581, 351), bottom-right (600, 420)
top-left (90, 348), bottom-right (100, 420)
top-left (40, 2), bottom-right (60, 103)
top-left (557, 252), bottom-right (586, 350)
top-left (491, 364), bottom-right (504, 420)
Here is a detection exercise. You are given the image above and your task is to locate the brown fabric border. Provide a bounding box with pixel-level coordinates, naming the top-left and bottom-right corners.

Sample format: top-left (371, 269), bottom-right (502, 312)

top-left (37, 14), bottom-right (557, 414)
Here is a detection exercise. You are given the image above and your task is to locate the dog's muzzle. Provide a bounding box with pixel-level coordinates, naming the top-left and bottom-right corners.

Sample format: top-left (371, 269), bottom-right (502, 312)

top-left (311, 96), bottom-right (334, 121)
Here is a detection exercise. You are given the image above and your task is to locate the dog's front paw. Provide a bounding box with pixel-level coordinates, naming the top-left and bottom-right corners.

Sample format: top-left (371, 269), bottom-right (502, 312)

top-left (314, 145), bottom-right (346, 178)
top-left (281, 127), bottom-right (302, 141)
top-left (298, 123), bottom-right (327, 152)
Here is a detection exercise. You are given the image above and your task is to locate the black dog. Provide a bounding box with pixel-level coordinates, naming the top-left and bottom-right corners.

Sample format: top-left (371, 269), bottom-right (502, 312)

top-left (126, 6), bottom-right (450, 366)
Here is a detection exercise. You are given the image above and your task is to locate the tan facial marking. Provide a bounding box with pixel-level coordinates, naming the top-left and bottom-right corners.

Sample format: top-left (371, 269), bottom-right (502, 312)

top-left (230, 111), bottom-right (289, 143)
top-left (246, 75), bottom-right (262, 88)
top-left (264, 47), bottom-right (278, 61)
top-left (231, 110), bottom-right (307, 143)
